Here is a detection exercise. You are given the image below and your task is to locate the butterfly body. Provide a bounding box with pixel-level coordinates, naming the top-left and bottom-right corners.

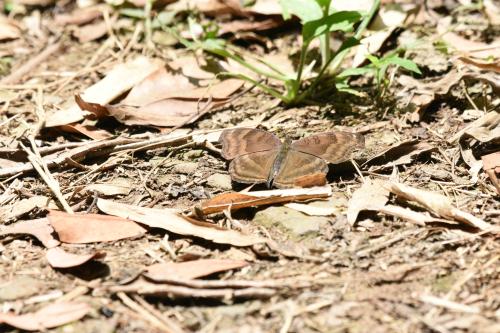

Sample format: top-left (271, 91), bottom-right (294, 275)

top-left (220, 128), bottom-right (364, 189)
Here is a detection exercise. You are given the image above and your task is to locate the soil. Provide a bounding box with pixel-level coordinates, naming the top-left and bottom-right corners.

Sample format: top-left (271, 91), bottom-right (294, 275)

top-left (0, 1), bottom-right (499, 333)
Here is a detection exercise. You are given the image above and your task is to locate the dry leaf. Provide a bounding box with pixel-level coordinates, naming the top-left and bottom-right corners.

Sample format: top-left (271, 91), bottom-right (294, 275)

top-left (48, 210), bottom-right (146, 243)
top-left (58, 123), bottom-right (113, 140)
top-left (45, 56), bottom-right (164, 127)
top-left (347, 178), bottom-right (390, 225)
top-left (1, 195), bottom-right (52, 221)
top-left (0, 17), bottom-right (21, 41)
top-left (84, 183), bottom-right (131, 196)
top-left (385, 182), bottom-right (495, 231)
top-left (75, 64), bottom-right (243, 127)
top-left (482, 152), bottom-right (500, 195)
top-left (73, 17), bottom-right (113, 43)
top-left (54, 5), bottom-right (107, 26)
top-left (0, 302), bottom-right (90, 331)
top-left (449, 111), bottom-right (500, 143)
top-left (458, 56), bottom-right (500, 74)
top-left (197, 186), bottom-right (332, 216)
top-left (144, 259), bottom-right (249, 281)
top-left (46, 247), bottom-right (106, 268)
top-left (97, 199), bottom-right (266, 247)
top-left (441, 32), bottom-right (500, 59)
top-left (0, 218), bottom-right (60, 248)
top-left (365, 140), bottom-right (436, 170)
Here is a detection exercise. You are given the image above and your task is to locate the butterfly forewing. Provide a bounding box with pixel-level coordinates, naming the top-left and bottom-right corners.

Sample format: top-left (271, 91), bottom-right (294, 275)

top-left (291, 132), bottom-right (364, 164)
top-left (219, 128), bottom-right (282, 160)
top-left (229, 150), bottom-right (279, 184)
top-left (273, 150), bottom-right (328, 188)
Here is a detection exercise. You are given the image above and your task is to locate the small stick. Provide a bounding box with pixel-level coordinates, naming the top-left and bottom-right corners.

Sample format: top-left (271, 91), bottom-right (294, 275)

top-left (1, 42), bottom-right (62, 84)
top-left (117, 292), bottom-right (176, 333)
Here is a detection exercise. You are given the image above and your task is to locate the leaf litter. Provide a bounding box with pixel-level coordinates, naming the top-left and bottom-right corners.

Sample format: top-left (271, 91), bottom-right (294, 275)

top-left (0, 0), bottom-right (499, 332)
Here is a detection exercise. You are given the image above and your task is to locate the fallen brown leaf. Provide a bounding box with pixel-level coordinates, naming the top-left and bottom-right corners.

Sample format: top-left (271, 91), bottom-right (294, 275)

top-left (45, 56), bottom-right (165, 127)
top-left (197, 186), bottom-right (332, 216)
top-left (59, 123), bottom-right (113, 140)
top-left (54, 5), bottom-right (107, 26)
top-left (0, 302), bottom-right (91, 331)
top-left (449, 111), bottom-right (500, 143)
top-left (144, 259), bottom-right (249, 281)
top-left (482, 152), bottom-right (500, 195)
top-left (0, 17), bottom-right (21, 41)
top-left (46, 247), bottom-right (106, 268)
top-left (97, 199), bottom-right (266, 247)
top-left (48, 210), bottom-right (146, 243)
top-left (75, 64), bottom-right (243, 127)
top-left (385, 182), bottom-right (495, 231)
top-left (347, 178), bottom-right (390, 225)
top-left (0, 218), bottom-right (60, 248)
top-left (365, 140), bottom-right (436, 170)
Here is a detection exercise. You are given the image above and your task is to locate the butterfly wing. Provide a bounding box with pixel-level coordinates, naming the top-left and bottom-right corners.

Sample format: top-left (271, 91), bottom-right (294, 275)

top-left (273, 150), bottom-right (328, 189)
top-left (291, 131), bottom-right (364, 164)
top-left (219, 128), bottom-right (282, 160)
top-left (229, 150), bottom-right (279, 184)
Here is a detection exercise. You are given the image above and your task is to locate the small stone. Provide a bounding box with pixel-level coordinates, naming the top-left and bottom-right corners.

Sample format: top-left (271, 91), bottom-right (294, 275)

top-left (206, 173), bottom-right (232, 190)
top-left (173, 162), bottom-right (198, 175)
top-left (184, 150), bottom-right (204, 160)
top-left (253, 206), bottom-right (330, 239)
top-left (0, 276), bottom-right (44, 301)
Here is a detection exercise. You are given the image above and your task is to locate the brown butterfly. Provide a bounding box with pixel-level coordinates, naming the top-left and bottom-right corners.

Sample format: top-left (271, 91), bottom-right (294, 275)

top-left (219, 128), bottom-right (365, 188)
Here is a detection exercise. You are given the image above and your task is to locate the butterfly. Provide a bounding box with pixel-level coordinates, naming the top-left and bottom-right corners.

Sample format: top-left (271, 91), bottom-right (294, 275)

top-left (219, 128), bottom-right (364, 188)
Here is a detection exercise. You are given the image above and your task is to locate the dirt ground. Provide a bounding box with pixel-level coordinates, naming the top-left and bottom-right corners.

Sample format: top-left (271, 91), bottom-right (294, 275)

top-left (0, 1), bottom-right (499, 332)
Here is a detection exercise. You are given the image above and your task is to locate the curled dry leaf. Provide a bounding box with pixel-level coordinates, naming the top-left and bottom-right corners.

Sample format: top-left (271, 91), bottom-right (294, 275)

top-left (482, 152), bottom-right (500, 195)
top-left (75, 66), bottom-right (243, 127)
top-left (0, 302), bottom-right (91, 331)
top-left (449, 111), bottom-right (500, 143)
top-left (0, 17), bottom-right (21, 41)
top-left (48, 210), bottom-right (146, 243)
top-left (365, 140), bottom-right (436, 170)
top-left (347, 178), bottom-right (390, 225)
top-left (385, 182), bottom-right (495, 231)
top-left (96, 199), bottom-right (266, 247)
top-left (440, 32), bottom-right (500, 59)
top-left (0, 218), bottom-right (60, 248)
top-left (400, 68), bottom-right (500, 120)
top-left (45, 56), bottom-right (165, 127)
top-left (144, 259), bottom-right (249, 282)
top-left (46, 247), bottom-right (106, 268)
top-left (196, 186), bottom-right (332, 216)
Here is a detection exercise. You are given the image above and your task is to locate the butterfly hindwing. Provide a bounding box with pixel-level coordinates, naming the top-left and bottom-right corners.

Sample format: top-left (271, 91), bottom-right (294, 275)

top-left (219, 128), bottom-right (282, 160)
top-left (291, 132), bottom-right (364, 164)
top-left (273, 150), bottom-right (328, 188)
top-left (229, 150), bottom-right (279, 184)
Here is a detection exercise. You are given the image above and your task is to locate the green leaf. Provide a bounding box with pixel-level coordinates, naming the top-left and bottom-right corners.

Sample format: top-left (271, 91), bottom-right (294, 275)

top-left (365, 54), bottom-right (380, 66)
top-left (302, 11), bottom-right (361, 43)
top-left (337, 67), bottom-right (373, 78)
top-left (383, 56), bottom-right (422, 74)
top-left (119, 8), bottom-right (145, 19)
top-left (279, 0), bottom-right (323, 22)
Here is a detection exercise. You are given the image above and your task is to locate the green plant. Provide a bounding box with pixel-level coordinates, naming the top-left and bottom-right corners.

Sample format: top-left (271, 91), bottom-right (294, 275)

top-left (167, 0), bottom-right (383, 105)
top-left (338, 52), bottom-right (421, 99)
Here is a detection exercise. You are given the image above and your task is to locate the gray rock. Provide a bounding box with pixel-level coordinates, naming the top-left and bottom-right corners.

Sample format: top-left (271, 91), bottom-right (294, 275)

top-left (253, 206), bottom-right (330, 239)
top-left (206, 173), bottom-right (232, 190)
top-left (172, 162), bottom-right (198, 175)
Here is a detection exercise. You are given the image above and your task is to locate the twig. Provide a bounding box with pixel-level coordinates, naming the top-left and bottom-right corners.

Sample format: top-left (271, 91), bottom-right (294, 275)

top-left (1, 42), bottom-right (62, 84)
top-left (132, 295), bottom-right (185, 333)
top-left (117, 292), bottom-right (177, 333)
